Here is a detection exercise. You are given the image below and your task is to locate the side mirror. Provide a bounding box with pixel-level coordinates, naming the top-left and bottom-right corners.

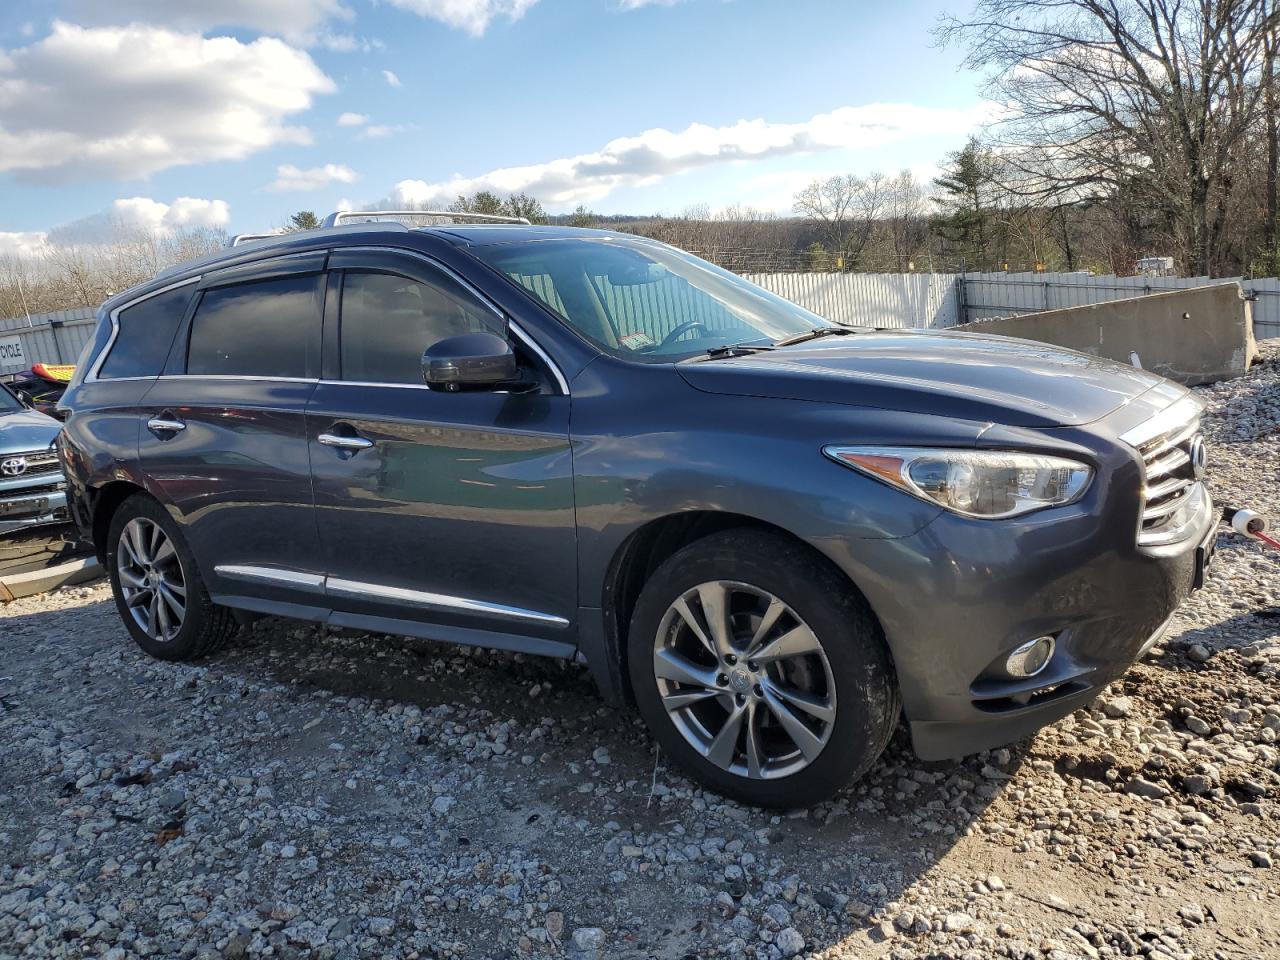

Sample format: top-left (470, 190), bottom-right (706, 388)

top-left (423, 331), bottom-right (518, 391)
top-left (15, 389), bottom-right (34, 408)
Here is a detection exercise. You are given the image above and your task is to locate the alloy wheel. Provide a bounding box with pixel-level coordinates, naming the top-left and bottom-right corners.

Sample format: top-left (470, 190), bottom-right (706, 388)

top-left (116, 517), bottom-right (187, 643)
top-left (652, 580), bottom-right (836, 780)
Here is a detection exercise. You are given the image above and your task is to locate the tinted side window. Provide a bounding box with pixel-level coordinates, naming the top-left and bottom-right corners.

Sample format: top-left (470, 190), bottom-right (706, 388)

top-left (339, 270), bottom-right (499, 385)
top-left (99, 285), bottom-right (193, 379)
top-left (187, 275), bottom-right (322, 378)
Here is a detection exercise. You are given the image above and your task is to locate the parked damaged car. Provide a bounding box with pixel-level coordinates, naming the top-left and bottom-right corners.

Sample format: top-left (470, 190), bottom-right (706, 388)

top-left (57, 214), bottom-right (1216, 807)
top-left (1, 381), bottom-right (68, 537)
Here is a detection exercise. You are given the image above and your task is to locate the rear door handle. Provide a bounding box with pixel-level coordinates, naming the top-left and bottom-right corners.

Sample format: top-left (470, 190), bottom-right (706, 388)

top-left (147, 416), bottom-right (186, 435)
top-left (318, 433), bottom-right (374, 451)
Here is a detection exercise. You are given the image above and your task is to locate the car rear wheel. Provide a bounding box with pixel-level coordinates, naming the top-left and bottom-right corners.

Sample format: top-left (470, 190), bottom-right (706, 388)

top-left (107, 494), bottom-right (236, 660)
top-left (628, 529), bottom-right (899, 808)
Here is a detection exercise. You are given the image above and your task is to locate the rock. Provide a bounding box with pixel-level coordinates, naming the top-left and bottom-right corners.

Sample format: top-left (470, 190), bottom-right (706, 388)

top-left (571, 927), bottom-right (607, 952)
top-left (1249, 851), bottom-right (1272, 868)
top-left (545, 911), bottom-right (565, 940)
top-left (1101, 697), bottom-right (1133, 718)
top-left (763, 903), bottom-right (791, 929)
top-left (431, 795), bottom-right (456, 816)
top-left (869, 920), bottom-right (896, 943)
top-left (1187, 643), bottom-right (1212, 663)
top-left (367, 917), bottom-right (393, 937)
top-left (775, 927), bottom-right (805, 957)
top-left (986, 874), bottom-right (1006, 892)
top-left (591, 747), bottom-right (611, 765)
top-left (1185, 715), bottom-right (1212, 736)
top-left (944, 912), bottom-right (975, 933)
top-left (1183, 774), bottom-right (1213, 795)
top-left (845, 900), bottom-right (873, 919)
top-left (1178, 903), bottom-right (1205, 924)
top-left (1126, 777), bottom-right (1169, 800)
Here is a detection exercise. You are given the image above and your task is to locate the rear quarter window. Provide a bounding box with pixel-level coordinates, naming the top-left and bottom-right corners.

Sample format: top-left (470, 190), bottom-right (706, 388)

top-left (98, 285), bottom-right (194, 379)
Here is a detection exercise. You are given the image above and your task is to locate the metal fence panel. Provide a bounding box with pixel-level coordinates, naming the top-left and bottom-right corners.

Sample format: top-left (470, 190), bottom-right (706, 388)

top-left (0, 308), bottom-right (98, 374)
top-left (744, 272), bottom-right (959, 328)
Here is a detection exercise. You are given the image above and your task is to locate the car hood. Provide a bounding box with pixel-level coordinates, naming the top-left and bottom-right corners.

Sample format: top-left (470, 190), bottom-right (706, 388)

top-left (676, 329), bottom-right (1172, 428)
top-left (0, 407), bottom-right (62, 452)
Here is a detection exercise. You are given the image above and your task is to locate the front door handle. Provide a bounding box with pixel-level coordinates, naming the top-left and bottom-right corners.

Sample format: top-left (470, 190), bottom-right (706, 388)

top-left (318, 432), bottom-right (374, 451)
top-left (147, 416), bottom-right (186, 435)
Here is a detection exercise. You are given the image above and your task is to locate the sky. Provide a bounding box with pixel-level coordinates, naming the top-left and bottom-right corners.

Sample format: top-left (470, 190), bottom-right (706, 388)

top-left (0, 0), bottom-right (990, 254)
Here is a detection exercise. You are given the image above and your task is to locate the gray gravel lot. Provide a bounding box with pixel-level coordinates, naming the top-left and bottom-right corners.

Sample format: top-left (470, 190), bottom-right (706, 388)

top-left (2, 348), bottom-right (1279, 960)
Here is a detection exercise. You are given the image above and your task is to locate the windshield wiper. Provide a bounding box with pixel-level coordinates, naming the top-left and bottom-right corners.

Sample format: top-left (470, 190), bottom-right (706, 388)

top-left (773, 326), bottom-right (860, 348)
top-left (700, 344), bottom-right (775, 360)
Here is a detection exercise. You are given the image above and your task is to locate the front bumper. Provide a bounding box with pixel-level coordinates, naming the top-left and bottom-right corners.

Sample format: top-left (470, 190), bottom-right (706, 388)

top-left (842, 481), bottom-right (1216, 762)
top-left (0, 487), bottom-right (69, 537)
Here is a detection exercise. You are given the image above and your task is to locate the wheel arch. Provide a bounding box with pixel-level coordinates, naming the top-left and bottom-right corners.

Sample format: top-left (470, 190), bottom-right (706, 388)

top-left (88, 479), bottom-right (148, 564)
top-left (601, 510), bottom-right (893, 706)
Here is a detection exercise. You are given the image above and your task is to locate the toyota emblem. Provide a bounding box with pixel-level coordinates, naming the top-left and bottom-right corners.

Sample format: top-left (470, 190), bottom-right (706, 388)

top-left (0, 457), bottom-right (27, 477)
top-left (1188, 435), bottom-right (1208, 480)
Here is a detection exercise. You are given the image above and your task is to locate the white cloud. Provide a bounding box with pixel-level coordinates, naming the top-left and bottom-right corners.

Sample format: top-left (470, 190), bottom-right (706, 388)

top-left (66, 0), bottom-right (352, 43)
top-left (312, 32), bottom-right (383, 53)
top-left (360, 123), bottom-right (413, 139)
top-left (47, 196), bottom-right (230, 246)
top-left (382, 69), bottom-right (402, 87)
top-left (384, 102), bottom-right (996, 209)
top-left (0, 231), bottom-right (49, 259)
top-left (337, 112), bottom-right (369, 126)
top-left (268, 163), bottom-right (359, 191)
top-left (0, 22), bottom-right (335, 184)
top-left (620, 0), bottom-right (684, 8)
top-left (383, 0), bottom-right (539, 37)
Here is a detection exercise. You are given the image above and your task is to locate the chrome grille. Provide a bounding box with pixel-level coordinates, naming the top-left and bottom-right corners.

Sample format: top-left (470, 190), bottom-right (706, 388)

top-left (1, 449), bottom-right (61, 479)
top-left (1137, 420), bottom-right (1202, 540)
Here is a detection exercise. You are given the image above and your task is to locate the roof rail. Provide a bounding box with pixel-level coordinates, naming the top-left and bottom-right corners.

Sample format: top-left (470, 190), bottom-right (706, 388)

top-left (228, 232), bottom-right (283, 247)
top-left (322, 209), bottom-right (531, 227)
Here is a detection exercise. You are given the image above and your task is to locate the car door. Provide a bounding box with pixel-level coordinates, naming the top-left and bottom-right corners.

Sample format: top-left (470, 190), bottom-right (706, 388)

top-left (138, 252), bottom-right (327, 612)
top-left (307, 247), bottom-right (577, 648)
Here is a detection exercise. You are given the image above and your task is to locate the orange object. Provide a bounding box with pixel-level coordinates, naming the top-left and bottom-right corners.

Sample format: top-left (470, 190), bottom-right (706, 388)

top-left (31, 363), bottom-right (75, 383)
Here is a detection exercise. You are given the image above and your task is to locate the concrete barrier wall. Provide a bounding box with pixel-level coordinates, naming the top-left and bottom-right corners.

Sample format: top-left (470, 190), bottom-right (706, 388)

top-left (953, 282), bottom-right (1256, 385)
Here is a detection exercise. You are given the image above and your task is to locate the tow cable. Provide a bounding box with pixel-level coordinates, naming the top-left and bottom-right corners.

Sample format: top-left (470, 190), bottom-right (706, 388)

top-left (1223, 507), bottom-right (1280, 550)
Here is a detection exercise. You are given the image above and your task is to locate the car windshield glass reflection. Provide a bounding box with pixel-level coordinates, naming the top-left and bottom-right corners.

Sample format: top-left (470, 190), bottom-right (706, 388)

top-left (475, 238), bottom-right (846, 361)
top-left (0, 385), bottom-right (24, 414)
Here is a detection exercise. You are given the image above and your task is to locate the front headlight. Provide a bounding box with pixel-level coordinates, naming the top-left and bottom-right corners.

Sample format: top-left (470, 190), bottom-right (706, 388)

top-left (823, 446), bottom-right (1093, 519)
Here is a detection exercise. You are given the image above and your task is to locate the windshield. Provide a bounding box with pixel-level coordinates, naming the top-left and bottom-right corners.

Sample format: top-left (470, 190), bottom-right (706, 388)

top-left (472, 237), bottom-right (838, 361)
top-left (0, 384), bottom-right (23, 414)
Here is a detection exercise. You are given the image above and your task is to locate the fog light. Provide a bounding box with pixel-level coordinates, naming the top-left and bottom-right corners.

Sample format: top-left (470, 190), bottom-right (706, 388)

top-left (1005, 636), bottom-right (1055, 678)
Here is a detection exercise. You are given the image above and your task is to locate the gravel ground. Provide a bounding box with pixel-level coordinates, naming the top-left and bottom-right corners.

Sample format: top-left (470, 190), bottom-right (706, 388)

top-left (2, 348), bottom-right (1279, 960)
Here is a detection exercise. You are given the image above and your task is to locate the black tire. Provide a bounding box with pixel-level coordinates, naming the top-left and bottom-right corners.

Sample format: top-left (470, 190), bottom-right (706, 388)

top-left (106, 494), bottom-right (237, 661)
top-left (628, 529), bottom-right (900, 808)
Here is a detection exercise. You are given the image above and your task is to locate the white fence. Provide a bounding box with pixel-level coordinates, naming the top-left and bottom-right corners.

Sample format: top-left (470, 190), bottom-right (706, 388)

top-left (744, 272), bottom-right (959, 328)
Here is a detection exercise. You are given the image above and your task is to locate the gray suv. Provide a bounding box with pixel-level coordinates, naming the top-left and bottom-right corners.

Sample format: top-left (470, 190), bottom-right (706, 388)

top-left (58, 218), bottom-right (1216, 807)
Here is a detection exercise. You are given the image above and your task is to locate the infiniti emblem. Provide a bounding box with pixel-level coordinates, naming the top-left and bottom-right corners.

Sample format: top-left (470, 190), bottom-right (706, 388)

top-left (0, 457), bottom-right (26, 477)
top-left (1188, 435), bottom-right (1208, 480)
top-left (729, 668), bottom-right (752, 692)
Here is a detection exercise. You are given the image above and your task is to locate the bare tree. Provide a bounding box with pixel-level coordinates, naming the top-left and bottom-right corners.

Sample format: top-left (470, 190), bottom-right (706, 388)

top-left (938, 0), bottom-right (1280, 275)
top-left (883, 170), bottom-right (929, 270)
top-left (792, 173), bottom-right (889, 268)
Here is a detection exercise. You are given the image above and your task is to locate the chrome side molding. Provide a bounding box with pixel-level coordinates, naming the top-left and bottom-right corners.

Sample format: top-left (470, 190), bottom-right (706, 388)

top-left (326, 577), bottom-right (569, 626)
top-left (214, 565), bottom-right (326, 593)
top-left (212, 564), bottom-right (568, 627)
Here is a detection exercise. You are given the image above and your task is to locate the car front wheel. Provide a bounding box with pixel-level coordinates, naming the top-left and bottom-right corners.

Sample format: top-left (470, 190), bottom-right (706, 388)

top-left (107, 494), bottom-right (236, 660)
top-left (628, 529), bottom-right (899, 808)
